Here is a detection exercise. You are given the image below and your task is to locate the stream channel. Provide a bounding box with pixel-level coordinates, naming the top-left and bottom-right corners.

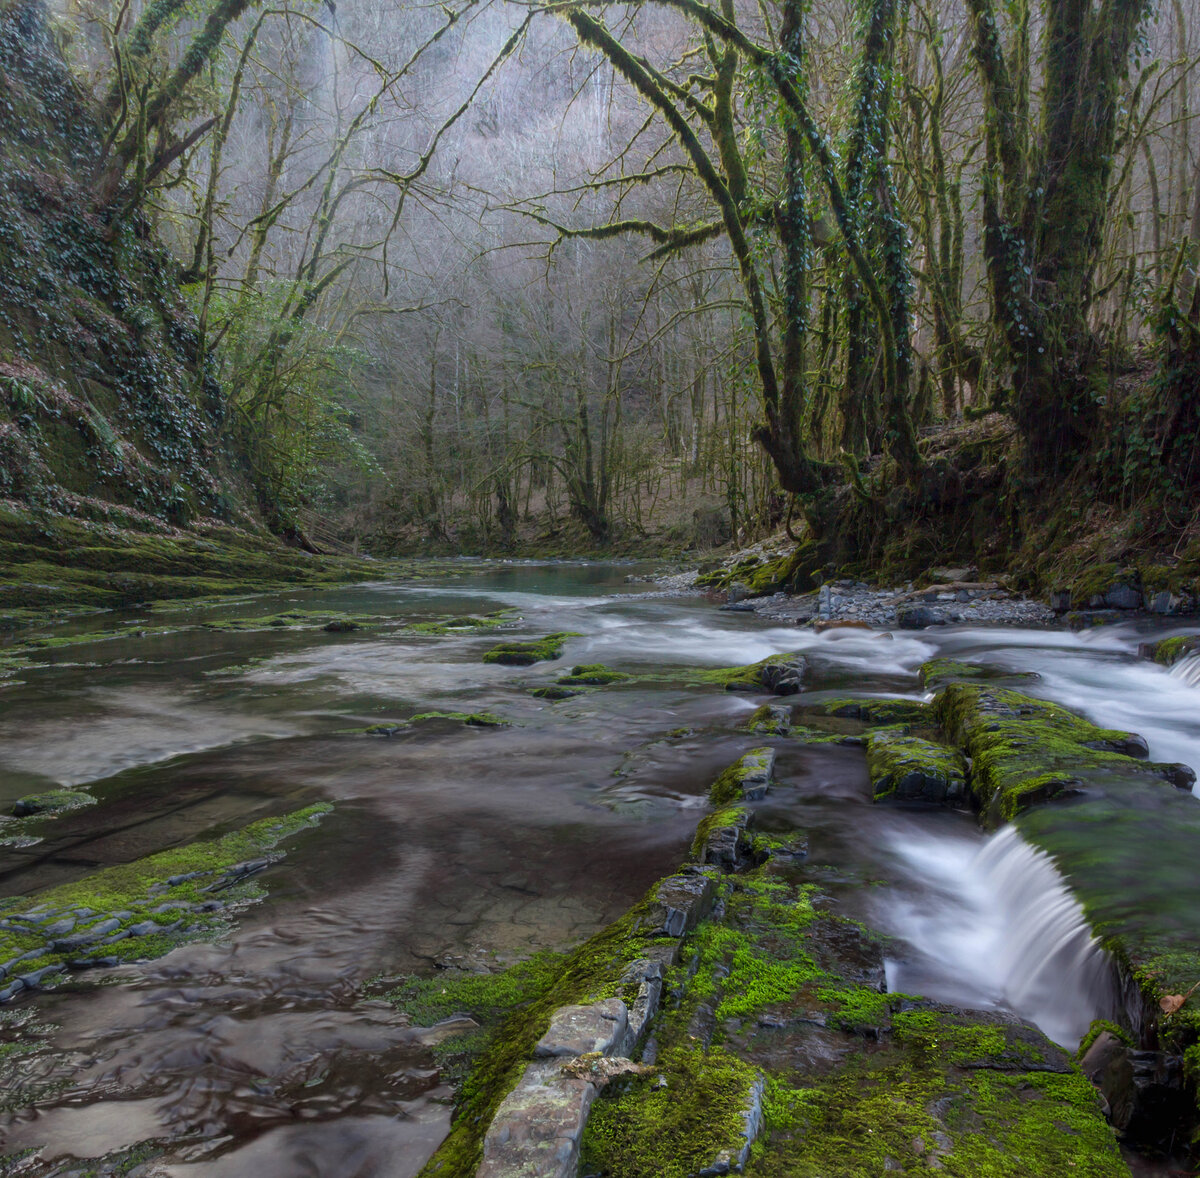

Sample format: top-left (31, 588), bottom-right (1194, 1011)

top-left (1, 561), bottom-right (1199, 1176)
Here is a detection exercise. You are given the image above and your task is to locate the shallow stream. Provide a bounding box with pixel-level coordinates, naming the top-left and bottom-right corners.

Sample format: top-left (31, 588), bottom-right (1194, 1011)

top-left (1, 563), bottom-right (1198, 1175)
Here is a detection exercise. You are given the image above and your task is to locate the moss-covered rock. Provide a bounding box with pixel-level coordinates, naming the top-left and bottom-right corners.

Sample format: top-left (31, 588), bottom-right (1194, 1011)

top-left (867, 731), bottom-right (967, 804)
top-left (933, 681), bottom-right (1200, 1136)
top-left (11, 789), bottom-right (94, 818)
top-left (742, 703), bottom-right (791, 735)
top-left (1144, 635), bottom-right (1200, 667)
top-left (709, 748), bottom-right (775, 805)
top-left (580, 850), bottom-right (1125, 1178)
top-left (529, 685), bottom-right (584, 701)
top-left (809, 696), bottom-right (932, 726)
top-left (481, 632), bottom-right (580, 666)
top-left (696, 543), bottom-right (821, 597)
top-left (692, 652), bottom-right (807, 694)
top-left (919, 658), bottom-right (1040, 691)
top-left (0, 804), bottom-right (330, 1001)
top-left (556, 663), bottom-right (632, 686)
top-left (933, 684), bottom-right (1175, 822)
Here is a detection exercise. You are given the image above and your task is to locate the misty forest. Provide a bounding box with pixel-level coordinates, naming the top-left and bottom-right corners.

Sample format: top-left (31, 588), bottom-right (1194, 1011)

top-left (6, 0), bottom-right (1200, 1172)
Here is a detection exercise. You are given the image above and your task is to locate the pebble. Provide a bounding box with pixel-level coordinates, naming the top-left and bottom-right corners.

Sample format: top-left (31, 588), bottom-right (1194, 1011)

top-left (727, 582), bottom-right (1055, 629)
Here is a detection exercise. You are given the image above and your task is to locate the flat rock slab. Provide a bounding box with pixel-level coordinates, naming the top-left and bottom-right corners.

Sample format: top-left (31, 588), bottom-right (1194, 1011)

top-left (477, 1059), bottom-right (597, 1178)
top-left (535, 999), bottom-right (628, 1059)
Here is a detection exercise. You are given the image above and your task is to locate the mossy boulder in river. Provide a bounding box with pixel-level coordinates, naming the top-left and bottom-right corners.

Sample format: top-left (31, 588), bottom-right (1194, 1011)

top-left (934, 684), bottom-right (1185, 822)
top-left (556, 663), bottom-right (632, 686)
top-left (481, 632), bottom-right (580, 666)
top-left (694, 651), bottom-right (807, 694)
top-left (11, 789), bottom-right (95, 818)
top-left (742, 703), bottom-right (791, 735)
top-left (709, 748), bottom-right (775, 805)
top-left (810, 696), bottom-right (931, 726)
top-left (867, 730), bottom-right (967, 804)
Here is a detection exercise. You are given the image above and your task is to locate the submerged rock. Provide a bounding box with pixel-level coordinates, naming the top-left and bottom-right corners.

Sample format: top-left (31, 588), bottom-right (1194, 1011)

top-left (12, 789), bottom-right (94, 818)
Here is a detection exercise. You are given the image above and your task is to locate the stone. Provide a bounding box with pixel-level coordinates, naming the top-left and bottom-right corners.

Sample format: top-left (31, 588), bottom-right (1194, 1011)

top-left (759, 655), bottom-right (806, 695)
top-left (738, 748), bottom-right (775, 800)
top-left (1155, 762), bottom-right (1198, 790)
top-left (1104, 583), bottom-right (1143, 610)
top-left (1084, 733), bottom-right (1149, 759)
top-left (695, 812), bottom-right (751, 873)
top-left (619, 960), bottom-right (665, 1053)
top-left (697, 1073), bottom-right (765, 1176)
top-left (11, 790), bottom-right (93, 818)
top-left (1079, 1031), bottom-right (1135, 1129)
top-left (897, 605), bottom-right (950, 629)
top-left (17, 963), bottom-right (65, 989)
top-left (718, 600), bottom-right (758, 613)
top-left (535, 999), bottom-right (629, 1059)
top-left (477, 1059), bottom-right (598, 1178)
top-left (868, 731), bottom-right (967, 805)
top-left (644, 870), bottom-right (718, 937)
top-left (725, 582), bottom-right (753, 605)
top-left (323, 619), bottom-right (361, 632)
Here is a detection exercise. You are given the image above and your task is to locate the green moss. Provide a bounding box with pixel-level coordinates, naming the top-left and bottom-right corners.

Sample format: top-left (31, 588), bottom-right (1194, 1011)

top-left (408, 711), bottom-right (509, 727)
top-left (1068, 562), bottom-right (1126, 609)
top-left (480, 632), bottom-right (581, 666)
top-left (866, 730), bottom-right (967, 803)
top-left (1075, 1019), bottom-right (1134, 1060)
top-left (709, 748), bottom-right (774, 805)
top-left (556, 663), bottom-right (632, 686)
top-left (579, 1046), bottom-right (760, 1178)
top-left (690, 806), bottom-right (749, 860)
top-left (812, 697), bottom-right (932, 726)
top-left (918, 658), bottom-right (1038, 691)
top-left (416, 890), bottom-right (675, 1176)
top-left (687, 651), bottom-right (802, 694)
top-left (933, 683), bottom-right (1165, 822)
top-left (742, 703), bottom-right (791, 735)
top-left (695, 544), bottom-right (819, 596)
top-left (408, 611), bottom-right (516, 636)
top-left (10, 789), bottom-right (94, 818)
top-left (528, 685), bottom-right (583, 700)
top-left (1146, 635), bottom-right (1200, 667)
top-left (752, 1055), bottom-right (1125, 1177)
top-left (0, 804), bottom-right (330, 985)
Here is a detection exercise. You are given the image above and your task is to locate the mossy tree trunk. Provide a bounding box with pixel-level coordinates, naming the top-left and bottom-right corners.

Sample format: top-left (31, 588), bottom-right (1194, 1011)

top-left (967, 0), bottom-right (1149, 471)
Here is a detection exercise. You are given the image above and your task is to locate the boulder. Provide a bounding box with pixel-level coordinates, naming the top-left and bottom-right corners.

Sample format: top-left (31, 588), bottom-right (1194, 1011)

top-left (759, 655), bottom-right (806, 695)
top-left (897, 605), bottom-right (950, 629)
top-left (868, 731), bottom-right (968, 805)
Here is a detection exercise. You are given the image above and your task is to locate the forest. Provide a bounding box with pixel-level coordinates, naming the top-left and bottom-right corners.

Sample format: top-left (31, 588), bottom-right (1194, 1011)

top-left (5, 0), bottom-right (1200, 580)
top-left (5, 0), bottom-right (1200, 1175)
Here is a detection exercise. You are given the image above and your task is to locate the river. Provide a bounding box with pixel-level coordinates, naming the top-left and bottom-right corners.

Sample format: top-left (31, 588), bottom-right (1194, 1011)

top-left (1, 562), bottom-right (1197, 1175)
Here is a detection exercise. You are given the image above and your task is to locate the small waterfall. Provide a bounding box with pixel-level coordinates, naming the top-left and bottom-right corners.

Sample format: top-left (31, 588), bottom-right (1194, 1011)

top-left (1168, 652), bottom-right (1200, 689)
top-left (878, 825), bottom-right (1117, 1048)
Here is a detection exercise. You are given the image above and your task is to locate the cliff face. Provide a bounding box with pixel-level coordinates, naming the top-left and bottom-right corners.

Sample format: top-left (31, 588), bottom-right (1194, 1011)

top-left (0, 0), bottom-right (244, 531)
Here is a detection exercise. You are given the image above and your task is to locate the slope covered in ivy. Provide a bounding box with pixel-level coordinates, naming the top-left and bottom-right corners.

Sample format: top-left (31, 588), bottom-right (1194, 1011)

top-left (0, 0), bottom-right (262, 561)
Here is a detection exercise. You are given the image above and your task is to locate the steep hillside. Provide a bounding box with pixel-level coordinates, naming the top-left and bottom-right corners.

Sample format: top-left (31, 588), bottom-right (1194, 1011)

top-left (0, 0), bottom-right (371, 618)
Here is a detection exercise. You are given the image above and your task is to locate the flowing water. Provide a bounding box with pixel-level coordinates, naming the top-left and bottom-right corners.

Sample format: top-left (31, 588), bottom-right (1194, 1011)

top-left (0, 563), bottom-right (1197, 1175)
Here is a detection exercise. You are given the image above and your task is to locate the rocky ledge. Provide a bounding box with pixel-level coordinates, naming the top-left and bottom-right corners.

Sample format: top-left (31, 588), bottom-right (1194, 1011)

top-left (406, 736), bottom-right (1134, 1178)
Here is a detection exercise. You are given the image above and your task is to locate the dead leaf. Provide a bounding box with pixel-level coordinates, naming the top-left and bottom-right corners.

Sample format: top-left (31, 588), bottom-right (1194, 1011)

top-left (1159, 979), bottom-right (1200, 1016)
